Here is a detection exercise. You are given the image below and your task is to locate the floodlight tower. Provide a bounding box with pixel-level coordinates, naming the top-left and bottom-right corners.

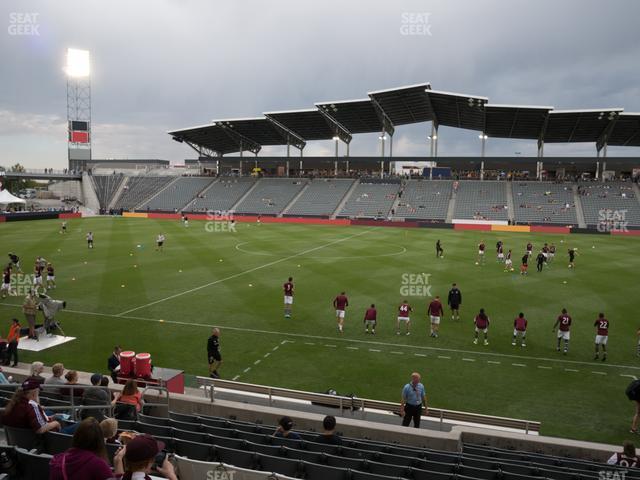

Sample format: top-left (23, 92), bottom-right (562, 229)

top-left (65, 48), bottom-right (91, 171)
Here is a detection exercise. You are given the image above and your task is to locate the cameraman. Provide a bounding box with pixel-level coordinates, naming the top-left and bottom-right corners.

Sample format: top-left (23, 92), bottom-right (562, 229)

top-left (400, 372), bottom-right (428, 428)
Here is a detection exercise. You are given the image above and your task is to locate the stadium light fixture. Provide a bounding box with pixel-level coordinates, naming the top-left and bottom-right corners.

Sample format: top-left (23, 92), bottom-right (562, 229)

top-left (427, 135), bottom-right (437, 140)
top-left (332, 136), bottom-right (340, 141)
top-left (478, 134), bottom-right (488, 140)
top-left (378, 135), bottom-right (387, 140)
top-left (65, 48), bottom-right (90, 77)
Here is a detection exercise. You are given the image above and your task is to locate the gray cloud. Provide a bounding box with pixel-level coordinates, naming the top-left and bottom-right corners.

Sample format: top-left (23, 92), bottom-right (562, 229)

top-left (0, 0), bottom-right (639, 168)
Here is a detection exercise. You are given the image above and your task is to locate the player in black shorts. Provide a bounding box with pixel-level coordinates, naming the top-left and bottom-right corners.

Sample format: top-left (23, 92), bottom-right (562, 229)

top-left (568, 248), bottom-right (576, 268)
top-left (536, 251), bottom-right (545, 272)
top-left (520, 253), bottom-right (529, 275)
top-left (436, 240), bottom-right (443, 258)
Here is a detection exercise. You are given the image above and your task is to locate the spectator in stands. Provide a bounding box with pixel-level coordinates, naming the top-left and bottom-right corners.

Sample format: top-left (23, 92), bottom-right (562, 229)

top-left (99, 417), bottom-right (119, 444)
top-left (0, 366), bottom-right (12, 384)
top-left (315, 415), bottom-right (342, 445)
top-left (49, 417), bottom-right (113, 480)
top-left (81, 373), bottom-right (110, 421)
top-left (62, 370), bottom-right (84, 399)
top-left (1, 379), bottom-right (61, 433)
top-left (5, 318), bottom-right (20, 367)
top-left (273, 416), bottom-right (301, 440)
top-left (108, 346), bottom-right (121, 383)
top-left (112, 379), bottom-right (144, 413)
top-left (113, 434), bottom-right (177, 480)
top-left (400, 372), bottom-right (428, 428)
top-left (27, 361), bottom-right (46, 385)
top-left (44, 363), bottom-right (66, 394)
top-left (608, 441), bottom-right (640, 468)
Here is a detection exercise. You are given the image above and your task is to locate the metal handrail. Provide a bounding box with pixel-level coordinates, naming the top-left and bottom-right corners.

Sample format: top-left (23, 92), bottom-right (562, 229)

top-left (196, 376), bottom-right (540, 433)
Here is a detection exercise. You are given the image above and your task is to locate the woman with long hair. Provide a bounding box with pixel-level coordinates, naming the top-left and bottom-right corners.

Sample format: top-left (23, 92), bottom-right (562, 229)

top-left (112, 379), bottom-right (143, 412)
top-left (49, 417), bottom-right (113, 479)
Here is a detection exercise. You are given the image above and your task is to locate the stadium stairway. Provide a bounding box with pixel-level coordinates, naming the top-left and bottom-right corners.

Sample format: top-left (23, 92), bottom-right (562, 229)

top-left (445, 185), bottom-right (457, 223)
top-left (229, 178), bottom-right (262, 212)
top-left (505, 181), bottom-right (515, 222)
top-left (81, 171), bottom-right (100, 214)
top-left (634, 183), bottom-right (640, 208)
top-left (107, 175), bottom-right (129, 211)
top-left (133, 176), bottom-right (182, 211)
top-left (181, 178), bottom-right (219, 213)
top-left (330, 179), bottom-right (360, 219)
top-left (279, 181), bottom-right (310, 217)
top-left (572, 185), bottom-right (587, 228)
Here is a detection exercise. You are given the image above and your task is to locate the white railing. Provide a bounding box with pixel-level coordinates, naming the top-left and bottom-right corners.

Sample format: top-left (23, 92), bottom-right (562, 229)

top-left (196, 377), bottom-right (540, 434)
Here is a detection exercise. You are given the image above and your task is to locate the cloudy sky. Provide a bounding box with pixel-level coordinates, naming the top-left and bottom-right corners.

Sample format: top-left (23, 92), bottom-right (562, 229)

top-left (1, 0), bottom-right (639, 168)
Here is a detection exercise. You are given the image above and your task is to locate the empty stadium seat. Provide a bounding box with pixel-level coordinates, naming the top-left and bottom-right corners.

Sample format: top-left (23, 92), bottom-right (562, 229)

top-left (286, 179), bottom-right (355, 217)
top-left (338, 181), bottom-right (399, 218)
top-left (453, 181), bottom-right (509, 220)
top-left (393, 180), bottom-right (452, 220)
top-left (235, 178), bottom-right (307, 215)
top-left (15, 448), bottom-right (52, 480)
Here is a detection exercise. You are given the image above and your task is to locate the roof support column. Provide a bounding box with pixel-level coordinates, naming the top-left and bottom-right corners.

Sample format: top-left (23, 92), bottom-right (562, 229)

top-left (239, 140), bottom-right (243, 158)
top-left (216, 159), bottom-right (219, 175)
top-left (346, 142), bottom-right (350, 158)
top-left (602, 161), bottom-right (607, 182)
top-left (239, 159), bottom-right (243, 176)
top-left (480, 161), bottom-right (485, 181)
top-left (286, 140), bottom-right (290, 158)
top-left (595, 161), bottom-right (600, 181)
top-left (299, 159), bottom-right (303, 177)
top-left (286, 160), bottom-right (289, 178)
top-left (380, 160), bottom-right (384, 179)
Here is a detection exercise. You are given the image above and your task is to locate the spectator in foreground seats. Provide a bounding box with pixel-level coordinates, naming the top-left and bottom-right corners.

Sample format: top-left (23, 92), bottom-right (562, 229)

top-left (608, 441), bottom-right (640, 468)
top-left (1, 379), bottom-right (61, 433)
top-left (315, 415), bottom-right (342, 445)
top-left (44, 363), bottom-right (65, 394)
top-left (81, 373), bottom-right (110, 421)
top-left (27, 361), bottom-right (46, 385)
top-left (63, 370), bottom-right (84, 398)
top-left (49, 417), bottom-right (113, 480)
top-left (113, 434), bottom-right (177, 480)
top-left (274, 416), bottom-right (301, 440)
top-left (112, 379), bottom-right (144, 412)
top-left (99, 417), bottom-right (119, 444)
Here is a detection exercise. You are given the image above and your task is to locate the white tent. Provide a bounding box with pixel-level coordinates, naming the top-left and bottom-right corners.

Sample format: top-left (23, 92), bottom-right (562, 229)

top-left (0, 189), bottom-right (26, 205)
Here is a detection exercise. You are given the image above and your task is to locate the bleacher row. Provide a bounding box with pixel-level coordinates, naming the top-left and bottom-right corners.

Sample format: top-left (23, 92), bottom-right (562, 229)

top-left (90, 175), bottom-right (640, 226)
top-left (2, 405), bottom-right (633, 480)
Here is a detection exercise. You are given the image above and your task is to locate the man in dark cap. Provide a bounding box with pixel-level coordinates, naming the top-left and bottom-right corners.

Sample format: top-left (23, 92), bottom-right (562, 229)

top-left (113, 434), bottom-right (177, 480)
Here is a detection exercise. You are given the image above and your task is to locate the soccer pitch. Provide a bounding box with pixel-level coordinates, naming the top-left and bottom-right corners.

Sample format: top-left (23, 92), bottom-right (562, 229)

top-left (0, 217), bottom-right (637, 445)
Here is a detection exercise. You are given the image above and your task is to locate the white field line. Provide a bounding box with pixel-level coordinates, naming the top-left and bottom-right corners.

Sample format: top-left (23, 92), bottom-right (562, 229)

top-left (2, 301), bottom-right (639, 371)
top-left (235, 341), bottom-right (293, 382)
top-left (116, 229), bottom-right (372, 316)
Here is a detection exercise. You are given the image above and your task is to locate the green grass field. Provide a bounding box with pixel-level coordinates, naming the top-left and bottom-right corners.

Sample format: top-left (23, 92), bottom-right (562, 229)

top-left (0, 217), bottom-right (638, 445)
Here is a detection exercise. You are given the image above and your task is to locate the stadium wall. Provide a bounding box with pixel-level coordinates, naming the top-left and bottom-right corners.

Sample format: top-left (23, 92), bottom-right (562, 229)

top-left (118, 213), bottom-right (640, 237)
top-left (0, 211), bottom-right (81, 222)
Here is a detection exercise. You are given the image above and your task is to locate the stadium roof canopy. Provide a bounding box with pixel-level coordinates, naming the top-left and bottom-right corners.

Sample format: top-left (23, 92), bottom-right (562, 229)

top-left (265, 108), bottom-right (351, 144)
top-left (168, 83), bottom-right (640, 156)
top-left (542, 109), bottom-right (623, 143)
top-left (367, 83), bottom-right (432, 126)
top-left (315, 98), bottom-right (393, 135)
top-left (605, 112), bottom-right (640, 147)
top-left (484, 104), bottom-right (553, 139)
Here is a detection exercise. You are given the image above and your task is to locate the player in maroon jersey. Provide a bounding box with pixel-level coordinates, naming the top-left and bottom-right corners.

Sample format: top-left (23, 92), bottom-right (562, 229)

top-left (473, 308), bottom-right (490, 345)
top-left (427, 296), bottom-right (443, 338)
top-left (283, 277), bottom-right (294, 318)
top-left (33, 262), bottom-right (44, 295)
top-left (333, 292), bottom-right (349, 334)
top-left (552, 308), bottom-right (572, 354)
top-left (397, 300), bottom-right (412, 336)
top-left (363, 304), bottom-right (377, 335)
top-left (594, 312), bottom-right (609, 361)
top-left (526, 242), bottom-right (533, 257)
top-left (496, 240), bottom-right (504, 262)
top-left (46, 263), bottom-right (56, 290)
top-left (476, 241), bottom-right (486, 265)
top-left (512, 312), bottom-right (528, 347)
